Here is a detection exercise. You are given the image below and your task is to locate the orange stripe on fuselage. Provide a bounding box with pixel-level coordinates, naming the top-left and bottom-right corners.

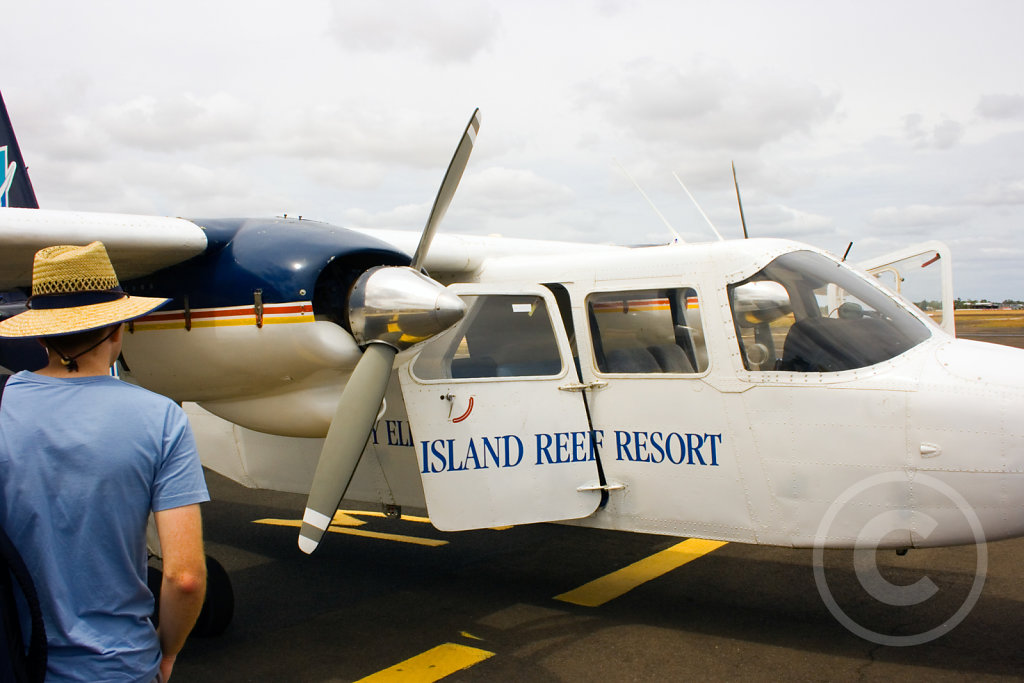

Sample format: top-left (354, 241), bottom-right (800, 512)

top-left (593, 298), bottom-right (670, 314)
top-left (132, 302), bottom-right (314, 330)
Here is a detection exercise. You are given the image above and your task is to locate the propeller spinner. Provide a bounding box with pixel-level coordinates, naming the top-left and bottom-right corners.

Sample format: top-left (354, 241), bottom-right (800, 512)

top-left (298, 109), bottom-right (480, 554)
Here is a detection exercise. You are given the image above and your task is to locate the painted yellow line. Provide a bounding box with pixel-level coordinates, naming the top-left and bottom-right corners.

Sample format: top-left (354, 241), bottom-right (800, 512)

top-left (329, 527), bottom-right (448, 547)
top-left (356, 643), bottom-right (494, 683)
top-left (330, 511), bottom-right (367, 527)
top-left (333, 509), bottom-right (508, 530)
top-left (252, 518), bottom-right (448, 547)
top-left (555, 538), bottom-right (728, 607)
top-left (337, 509), bottom-right (433, 524)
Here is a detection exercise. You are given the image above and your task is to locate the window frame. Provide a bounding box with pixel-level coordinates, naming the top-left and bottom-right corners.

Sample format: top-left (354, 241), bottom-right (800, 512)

top-left (410, 287), bottom-right (571, 383)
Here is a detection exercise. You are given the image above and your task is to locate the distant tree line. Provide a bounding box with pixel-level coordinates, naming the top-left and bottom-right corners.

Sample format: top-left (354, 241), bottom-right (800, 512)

top-left (912, 299), bottom-right (1024, 310)
top-left (939, 299), bottom-right (1024, 310)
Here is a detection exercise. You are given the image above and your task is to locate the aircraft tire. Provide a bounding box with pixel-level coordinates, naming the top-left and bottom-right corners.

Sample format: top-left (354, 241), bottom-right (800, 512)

top-left (147, 555), bottom-right (234, 638)
top-left (147, 565), bottom-right (162, 628)
top-left (191, 555), bottom-right (234, 638)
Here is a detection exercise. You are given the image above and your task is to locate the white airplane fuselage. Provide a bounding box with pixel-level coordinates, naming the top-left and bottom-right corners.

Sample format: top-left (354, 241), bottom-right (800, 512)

top-left (162, 237), bottom-right (1024, 551)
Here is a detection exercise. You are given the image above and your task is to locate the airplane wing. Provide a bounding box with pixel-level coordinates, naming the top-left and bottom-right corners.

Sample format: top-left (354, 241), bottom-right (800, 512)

top-left (0, 207), bottom-right (208, 289)
top-left (357, 228), bottom-right (626, 281)
top-left (0, 210), bottom-right (626, 292)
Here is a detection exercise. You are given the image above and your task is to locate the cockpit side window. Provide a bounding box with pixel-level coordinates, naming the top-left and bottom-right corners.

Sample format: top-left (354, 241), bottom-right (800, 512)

top-left (728, 251), bottom-right (931, 372)
top-left (413, 294), bottom-right (563, 380)
top-left (587, 288), bottom-right (708, 374)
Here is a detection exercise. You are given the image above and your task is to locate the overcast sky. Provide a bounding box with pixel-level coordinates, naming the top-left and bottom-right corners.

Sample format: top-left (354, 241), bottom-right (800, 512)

top-left (5, 0), bottom-right (1024, 299)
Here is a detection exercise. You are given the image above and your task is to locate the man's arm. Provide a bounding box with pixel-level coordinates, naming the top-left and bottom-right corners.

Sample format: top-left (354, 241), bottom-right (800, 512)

top-left (154, 504), bottom-right (206, 679)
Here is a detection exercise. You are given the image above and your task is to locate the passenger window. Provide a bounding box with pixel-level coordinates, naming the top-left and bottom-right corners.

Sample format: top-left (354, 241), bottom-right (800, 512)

top-left (413, 295), bottom-right (563, 380)
top-left (587, 288), bottom-right (708, 374)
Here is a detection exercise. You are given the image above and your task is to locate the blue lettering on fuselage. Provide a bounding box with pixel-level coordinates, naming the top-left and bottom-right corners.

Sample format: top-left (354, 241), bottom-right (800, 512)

top-left (420, 427), bottom-right (721, 473)
top-left (420, 435), bottom-right (524, 474)
top-left (370, 419), bottom-right (415, 447)
top-left (614, 430), bottom-right (720, 466)
top-left (535, 430), bottom-right (602, 465)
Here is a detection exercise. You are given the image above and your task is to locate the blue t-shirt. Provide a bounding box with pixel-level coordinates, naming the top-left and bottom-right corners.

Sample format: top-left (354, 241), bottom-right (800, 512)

top-left (0, 371), bottom-right (210, 682)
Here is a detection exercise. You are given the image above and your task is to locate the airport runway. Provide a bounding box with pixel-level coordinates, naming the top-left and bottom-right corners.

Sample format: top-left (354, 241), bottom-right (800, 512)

top-left (172, 469), bottom-right (1024, 682)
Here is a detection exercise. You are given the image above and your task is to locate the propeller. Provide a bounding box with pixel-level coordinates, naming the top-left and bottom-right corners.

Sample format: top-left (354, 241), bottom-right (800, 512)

top-left (298, 109), bottom-right (480, 554)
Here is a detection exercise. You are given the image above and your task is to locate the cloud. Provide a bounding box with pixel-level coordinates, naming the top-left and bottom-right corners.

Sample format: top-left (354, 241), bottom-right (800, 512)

top-left (96, 93), bottom-right (258, 152)
top-left (580, 59), bottom-right (841, 154)
top-left (273, 108), bottom-right (457, 169)
top-left (35, 155), bottom-right (287, 217)
top-left (976, 94), bottom-right (1024, 120)
top-left (342, 202), bottom-right (433, 230)
top-left (869, 204), bottom-right (968, 229)
top-left (459, 167), bottom-right (575, 218)
top-left (750, 203), bottom-right (833, 237)
top-left (328, 0), bottom-right (500, 64)
top-left (902, 113), bottom-right (964, 150)
top-left (968, 179), bottom-right (1024, 206)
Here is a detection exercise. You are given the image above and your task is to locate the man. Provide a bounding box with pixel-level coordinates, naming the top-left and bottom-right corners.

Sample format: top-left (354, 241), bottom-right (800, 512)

top-left (0, 242), bottom-right (209, 682)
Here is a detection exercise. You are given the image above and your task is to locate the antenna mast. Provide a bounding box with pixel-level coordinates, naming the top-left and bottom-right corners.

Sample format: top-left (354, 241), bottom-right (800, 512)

top-left (732, 162), bottom-right (749, 239)
top-left (672, 172), bottom-right (724, 241)
top-left (615, 159), bottom-right (683, 243)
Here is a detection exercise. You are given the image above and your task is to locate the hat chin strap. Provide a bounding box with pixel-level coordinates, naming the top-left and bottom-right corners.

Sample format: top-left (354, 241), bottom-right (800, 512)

top-left (46, 326), bottom-right (119, 373)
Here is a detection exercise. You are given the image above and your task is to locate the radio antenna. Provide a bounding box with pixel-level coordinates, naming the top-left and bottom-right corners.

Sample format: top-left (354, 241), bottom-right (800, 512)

top-left (672, 171), bottom-right (724, 241)
top-left (732, 161), bottom-right (749, 239)
top-left (615, 159), bottom-right (683, 244)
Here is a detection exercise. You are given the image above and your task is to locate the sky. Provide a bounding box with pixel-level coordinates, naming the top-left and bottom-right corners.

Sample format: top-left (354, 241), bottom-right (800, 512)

top-left (5, 0), bottom-right (1024, 300)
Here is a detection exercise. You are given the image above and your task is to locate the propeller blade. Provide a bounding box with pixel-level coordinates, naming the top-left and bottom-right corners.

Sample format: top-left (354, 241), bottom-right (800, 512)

top-left (299, 110), bottom-right (481, 554)
top-left (298, 343), bottom-right (396, 554)
top-left (410, 108), bottom-right (481, 271)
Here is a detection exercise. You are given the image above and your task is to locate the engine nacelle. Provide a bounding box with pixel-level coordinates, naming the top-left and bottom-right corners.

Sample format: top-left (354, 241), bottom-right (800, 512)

top-left (119, 217), bottom-right (411, 436)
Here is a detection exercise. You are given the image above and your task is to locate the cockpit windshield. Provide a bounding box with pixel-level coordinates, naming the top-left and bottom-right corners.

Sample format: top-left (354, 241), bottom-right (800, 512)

top-left (728, 250), bottom-right (932, 372)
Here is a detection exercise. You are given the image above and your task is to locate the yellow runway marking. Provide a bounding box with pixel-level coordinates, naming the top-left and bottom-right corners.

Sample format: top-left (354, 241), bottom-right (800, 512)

top-left (329, 512), bottom-right (367, 527)
top-left (555, 538), bottom-right (728, 607)
top-left (355, 642), bottom-right (494, 682)
top-left (253, 518), bottom-right (448, 547)
top-left (335, 509), bottom-right (434, 524)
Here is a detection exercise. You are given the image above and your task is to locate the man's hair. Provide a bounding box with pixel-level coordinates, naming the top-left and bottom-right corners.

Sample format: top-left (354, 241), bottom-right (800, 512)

top-left (43, 325), bottom-right (119, 357)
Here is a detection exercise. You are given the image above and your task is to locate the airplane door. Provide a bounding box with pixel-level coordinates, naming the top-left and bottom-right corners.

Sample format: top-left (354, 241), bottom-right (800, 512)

top-left (858, 241), bottom-right (955, 336)
top-left (572, 285), bottom-right (757, 543)
top-left (398, 286), bottom-right (602, 531)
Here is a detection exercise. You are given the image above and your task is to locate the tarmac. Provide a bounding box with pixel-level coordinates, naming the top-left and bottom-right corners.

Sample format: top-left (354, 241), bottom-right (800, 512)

top-left (174, 475), bottom-right (1024, 682)
top-left (171, 328), bottom-right (1024, 682)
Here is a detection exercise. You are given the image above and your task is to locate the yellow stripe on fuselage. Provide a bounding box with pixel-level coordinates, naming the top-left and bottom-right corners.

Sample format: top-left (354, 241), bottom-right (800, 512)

top-left (132, 315), bottom-right (312, 331)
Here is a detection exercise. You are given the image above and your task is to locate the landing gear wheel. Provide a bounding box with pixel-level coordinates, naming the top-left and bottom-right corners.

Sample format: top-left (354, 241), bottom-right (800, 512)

top-left (148, 554), bottom-right (234, 638)
top-left (192, 555), bottom-right (234, 637)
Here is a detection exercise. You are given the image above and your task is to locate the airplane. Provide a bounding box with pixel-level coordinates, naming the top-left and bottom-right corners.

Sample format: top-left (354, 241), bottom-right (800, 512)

top-left (1, 93), bottom-right (1022, 638)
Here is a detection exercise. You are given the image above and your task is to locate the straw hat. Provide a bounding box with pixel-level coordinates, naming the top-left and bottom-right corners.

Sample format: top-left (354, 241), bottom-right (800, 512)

top-left (0, 241), bottom-right (169, 338)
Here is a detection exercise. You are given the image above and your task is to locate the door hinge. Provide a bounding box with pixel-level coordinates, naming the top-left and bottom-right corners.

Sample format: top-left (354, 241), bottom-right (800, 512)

top-left (576, 481), bottom-right (625, 493)
top-left (254, 289), bottom-right (264, 328)
top-left (558, 380), bottom-right (608, 392)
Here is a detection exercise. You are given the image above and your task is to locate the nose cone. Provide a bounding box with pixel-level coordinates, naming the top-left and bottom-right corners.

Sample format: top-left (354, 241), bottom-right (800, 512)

top-left (433, 287), bottom-right (466, 331)
top-left (913, 339), bottom-right (1024, 468)
top-left (908, 338), bottom-right (1024, 544)
top-left (348, 266), bottom-right (466, 350)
